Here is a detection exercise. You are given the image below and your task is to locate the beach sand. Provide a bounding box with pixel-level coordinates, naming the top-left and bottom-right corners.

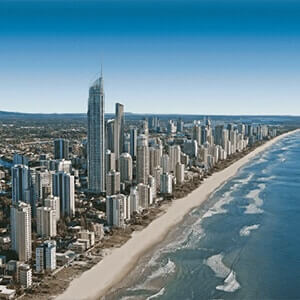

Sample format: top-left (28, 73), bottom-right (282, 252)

top-left (56, 129), bottom-right (299, 300)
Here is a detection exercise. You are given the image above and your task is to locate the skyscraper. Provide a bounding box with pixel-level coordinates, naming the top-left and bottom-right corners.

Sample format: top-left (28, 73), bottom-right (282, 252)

top-left (11, 165), bottom-right (31, 205)
top-left (136, 135), bottom-right (149, 184)
top-left (52, 172), bottom-right (75, 217)
top-left (129, 127), bottom-right (137, 159)
top-left (87, 74), bottom-right (105, 193)
top-left (119, 153), bottom-right (133, 183)
top-left (54, 138), bottom-right (69, 160)
top-left (11, 202), bottom-right (32, 262)
top-left (114, 103), bottom-right (125, 165)
top-left (37, 207), bottom-right (57, 238)
top-left (106, 170), bottom-right (121, 196)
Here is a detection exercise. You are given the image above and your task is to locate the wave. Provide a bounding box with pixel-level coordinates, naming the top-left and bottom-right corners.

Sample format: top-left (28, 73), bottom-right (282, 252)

top-left (244, 184), bottom-right (265, 214)
top-left (146, 288), bottom-right (166, 299)
top-left (204, 254), bottom-right (230, 278)
top-left (203, 173), bottom-right (254, 219)
top-left (205, 254), bottom-right (240, 293)
top-left (240, 224), bottom-right (260, 237)
top-left (216, 271), bottom-right (241, 293)
top-left (147, 259), bottom-right (176, 281)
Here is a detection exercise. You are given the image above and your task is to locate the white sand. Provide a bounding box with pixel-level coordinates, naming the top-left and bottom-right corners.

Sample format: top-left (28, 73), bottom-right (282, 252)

top-left (56, 129), bottom-right (299, 300)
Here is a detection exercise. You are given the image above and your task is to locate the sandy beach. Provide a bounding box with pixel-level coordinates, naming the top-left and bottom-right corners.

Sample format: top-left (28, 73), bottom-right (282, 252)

top-left (56, 129), bottom-right (299, 300)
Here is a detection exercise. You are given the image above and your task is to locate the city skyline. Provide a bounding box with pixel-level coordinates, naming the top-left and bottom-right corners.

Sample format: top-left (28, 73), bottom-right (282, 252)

top-left (1, 0), bottom-right (300, 115)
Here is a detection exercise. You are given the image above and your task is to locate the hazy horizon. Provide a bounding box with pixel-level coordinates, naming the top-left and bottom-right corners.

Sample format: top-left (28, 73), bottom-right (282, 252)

top-left (1, 0), bottom-right (300, 115)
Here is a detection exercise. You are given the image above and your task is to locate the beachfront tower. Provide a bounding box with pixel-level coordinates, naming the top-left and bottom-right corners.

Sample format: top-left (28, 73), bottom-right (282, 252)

top-left (87, 73), bottom-right (105, 193)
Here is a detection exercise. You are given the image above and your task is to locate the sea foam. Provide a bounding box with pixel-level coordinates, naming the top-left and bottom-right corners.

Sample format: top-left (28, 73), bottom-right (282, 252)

top-left (146, 287), bottom-right (166, 299)
top-left (244, 184), bottom-right (265, 214)
top-left (240, 224), bottom-right (260, 236)
top-left (205, 254), bottom-right (240, 293)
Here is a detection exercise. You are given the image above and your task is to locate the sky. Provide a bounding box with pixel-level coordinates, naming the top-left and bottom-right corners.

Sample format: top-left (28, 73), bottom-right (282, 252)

top-left (0, 0), bottom-right (300, 115)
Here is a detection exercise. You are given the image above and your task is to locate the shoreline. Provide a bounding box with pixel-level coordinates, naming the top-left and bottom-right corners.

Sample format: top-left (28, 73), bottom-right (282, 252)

top-left (56, 129), bottom-right (299, 300)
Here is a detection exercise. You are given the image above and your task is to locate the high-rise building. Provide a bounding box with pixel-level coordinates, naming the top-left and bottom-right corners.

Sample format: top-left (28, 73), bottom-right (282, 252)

top-left (114, 103), bottom-right (125, 164)
top-left (18, 264), bottom-right (32, 288)
top-left (175, 162), bottom-right (185, 184)
top-left (44, 195), bottom-right (60, 221)
top-left (106, 194), bottom-right (125, 227)
top-left (137, 183), bottom-right (152, 209)
top-left (149, 145), bottom-right (162, 176)
top-left (37, 207), bottom-right (56, 238)
top-left (87, 74), bottom-right (105, 193)
top-left (11, 165), bottom-right (31, 205)
top-left (106, 170), bottom-right (120, 196)
top-left (136, 135), bottom-right (149, 184)
top-left (105, 149), bottom-right (116, 175)
top-left (161, 154), bottom-right (170, 174)
top-left (192, 124), bottom-right (202, 146)
top-left (35, 168), bottom-right (52, 202)
top-left (119, 153), bottom-right (133, 183)
top-left (54, 138), bottom-right (69, 160)
top-left (10, 202), bottom-right (32, 262)
top-left (215, 125), bottom-right (224, 146)
top-left (129, 127), bottom-right (137, 159)
top-left (160, 173), bottom-right (173, 195)
top-left (106, 119), bottom-right (115, 152)
top-left (169, 145), bottom-right (181, 173)
top-left (129, 186), bottom-right (139, 215)
top-left (36, 240), bottom-right (56, 273)
top-left (13, 153), bottom-right (29, 166)
top-left (52, 172), bottom-right (75, 217)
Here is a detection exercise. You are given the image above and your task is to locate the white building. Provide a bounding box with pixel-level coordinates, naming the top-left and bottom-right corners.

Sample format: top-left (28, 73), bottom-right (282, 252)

top-left (136, 135), bottom-right (149, 184)
top-left (10, 202), bottom-right (32, 262)
top-left (119, 152), bottom-right (133, 183)
top-left (169, 145), bottom-right (181, 173)
top-left (37, 207), bottom-right (56, 238)
top-left (44, 195), bottom-right (60, 221)
top-left (175, 162), bottom-right (185, 184)
top-left (18, 264), bottom-right (32, 288)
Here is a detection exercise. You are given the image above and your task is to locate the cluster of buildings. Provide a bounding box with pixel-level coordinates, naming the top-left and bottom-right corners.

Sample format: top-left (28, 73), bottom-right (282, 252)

top-left (0, 73), bottom-right (279, 298)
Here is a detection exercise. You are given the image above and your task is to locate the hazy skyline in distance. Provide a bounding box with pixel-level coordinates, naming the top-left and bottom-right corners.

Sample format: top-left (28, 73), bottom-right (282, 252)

top-left (0, 0), bottom-right (300, 115)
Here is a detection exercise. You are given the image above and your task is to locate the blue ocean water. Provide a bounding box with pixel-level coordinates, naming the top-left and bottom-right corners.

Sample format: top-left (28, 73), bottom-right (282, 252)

top-left (107, 132), bottom-right (300, 300)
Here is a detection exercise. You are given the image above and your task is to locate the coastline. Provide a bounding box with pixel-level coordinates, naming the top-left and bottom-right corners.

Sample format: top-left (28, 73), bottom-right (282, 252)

top-left (56, 129), bottom-right (300, 300)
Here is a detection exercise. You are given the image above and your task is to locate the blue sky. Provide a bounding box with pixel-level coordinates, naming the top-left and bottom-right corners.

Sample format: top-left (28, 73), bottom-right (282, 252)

top-left (0, 0), bottom-right (300, 115)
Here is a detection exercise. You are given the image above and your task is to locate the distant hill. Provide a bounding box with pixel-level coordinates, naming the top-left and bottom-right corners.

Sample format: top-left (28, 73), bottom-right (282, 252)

top-left (0, 110), bottom-right (299, 125)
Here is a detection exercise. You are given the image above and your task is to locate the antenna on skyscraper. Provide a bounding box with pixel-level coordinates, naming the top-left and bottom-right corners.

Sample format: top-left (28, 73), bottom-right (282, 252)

top-left (101, 63), bottom-right (103, 77)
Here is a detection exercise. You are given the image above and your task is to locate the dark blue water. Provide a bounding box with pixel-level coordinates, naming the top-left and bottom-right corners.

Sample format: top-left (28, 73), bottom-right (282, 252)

top-left (107, 132), bottom-right (300, 300)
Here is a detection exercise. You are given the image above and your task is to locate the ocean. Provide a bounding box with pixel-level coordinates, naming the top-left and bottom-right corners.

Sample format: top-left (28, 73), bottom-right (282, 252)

top-left (106, 131), bottom-right (300, 300)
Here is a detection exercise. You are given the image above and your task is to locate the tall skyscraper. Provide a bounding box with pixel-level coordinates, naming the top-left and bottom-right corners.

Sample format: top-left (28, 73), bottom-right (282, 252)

top-left (52, 172), bottom-right (75, 217)
top-left (129, 127), bottom-right (137, 159)
top-left (169, 145), bottom-right (181, 173)
top-left (54, 138), bottom-right (69, 160)
top-left (136, 135), bottom-right (149, 184)
top-left (11, 202), bottom-right (32, 262)
top-left (114, 103), bottom-right (125, 164)
top-left (87, 74), bottom-right (105, 193)
top-left (11, 165), bottom-right (31, 205)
